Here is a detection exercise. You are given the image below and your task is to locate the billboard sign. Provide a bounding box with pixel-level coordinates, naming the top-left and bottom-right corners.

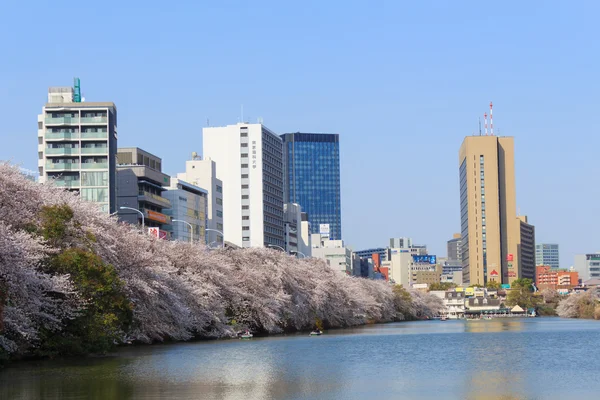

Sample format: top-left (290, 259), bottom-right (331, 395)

top-left (319, 224), bottom-right (330, 237)
top-left (490, 269), bottom-right (499, 276)
top-left (507, 254), bottom-right (514, 262)
top-left (412, 255), bottom-right (437, 264)
top-left (147, 210), bottom-right (168, 224)
top-left (501, 284), bottom-right (511, 289)
top-left (148, 227), bottom-right (159, 238)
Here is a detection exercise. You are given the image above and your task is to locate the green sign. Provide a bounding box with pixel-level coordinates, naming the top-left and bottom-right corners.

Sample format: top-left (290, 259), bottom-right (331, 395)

top-left (73, 77), bottom-right (81, 102)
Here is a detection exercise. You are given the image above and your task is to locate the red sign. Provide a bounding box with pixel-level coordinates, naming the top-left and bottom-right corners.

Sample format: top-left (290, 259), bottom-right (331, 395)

top-left (507, 254), bottom-right (514, 262)
top-left (148, 227), bottom-right (159, 238)
top-left (490, 269), bottom-right (499, 276)
top-left (508, 271), bottom-right (516, 277)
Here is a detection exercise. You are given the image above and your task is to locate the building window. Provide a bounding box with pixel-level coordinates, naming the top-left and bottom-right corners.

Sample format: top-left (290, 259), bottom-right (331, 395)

top-left (241, 164), bottom-right (248, 168)
top-left (241, 174), bottom-right (248, 178)
top-left (216, 210), bottom-right (223, 218)
top-left (241, 132), bottom-right (248, 137)
top-left (217, 223), bottom-right (223, 230)
top-left (242, 184), bottom-right (249, 189)
top-left (241, 143), bottom-right (248, 147)
top-left (216, 185), bottom-right (222, 193)
top-left (241, 154), bottom-right (248, 158)
top-left (242, 226), bottom-right (250, 230)
top-left (242, 216), bottom-right (249, 220)
top-left (243, 236), bottom-right (250, 241)
top-left (242, 195), bottom-right (249, 199)
top-left (216, 198), bottom-right (223, 205)
top-left (242, 205), bottom-right (249, 210)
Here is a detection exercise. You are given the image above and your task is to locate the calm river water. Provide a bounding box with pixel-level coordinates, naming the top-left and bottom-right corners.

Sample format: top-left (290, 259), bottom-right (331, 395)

top-left (1, 318), bottom-right (600, 400)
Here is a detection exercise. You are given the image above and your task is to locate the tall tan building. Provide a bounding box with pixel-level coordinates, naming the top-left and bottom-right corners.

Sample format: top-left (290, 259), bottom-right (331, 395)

top-left (458, 136), bottom-right (535, 286)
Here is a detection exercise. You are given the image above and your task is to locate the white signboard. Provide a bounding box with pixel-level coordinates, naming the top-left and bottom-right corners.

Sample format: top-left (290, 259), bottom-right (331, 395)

top-left (319, 224), bottom-right (330, 237)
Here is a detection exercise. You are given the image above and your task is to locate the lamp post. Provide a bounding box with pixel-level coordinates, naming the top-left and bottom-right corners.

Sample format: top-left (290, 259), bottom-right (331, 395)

top-left (172, 219), bottom-right (193, 244)
top-left (205, 228), bottom-right (224, 248)
top-left (294, 251), bottom-right (307, 259)
top-left (268, 244), bottom-right (286, 252)
top-left (119, 206), bottom-right (144, 231)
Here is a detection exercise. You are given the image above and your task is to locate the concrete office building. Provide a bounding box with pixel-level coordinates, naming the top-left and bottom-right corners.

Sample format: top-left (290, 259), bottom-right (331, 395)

top-left (382, 249), bottom-right (413, 287)
top-left (281, 133), bottom-right (342, 240)
top-left (447, 233), bottom-right (462, 263)
top-left (38, 80), bottom-right (117, 213)
top-left (299, 212), bottom-right (312, 257)
top-left (116, 148), bottom-right (171, 235)
top-left (163, 178), bottom-right (208, 244)
top-left (176, 154), bottom-right (224, 245)
top-left (311, 234), bottom-right (353, 274)
top-left (390, 237), bottom-right (413, 249)
top-left (203, 123), bottom-right (285, 248)
top-left (458, 134), bottom-right (535, 285)
top-left (283, 203), bottom-right (311, 257)
top-left (573, 254), bottom-right (600, 282)
top-left (536, 243), bottom-right (560, 269)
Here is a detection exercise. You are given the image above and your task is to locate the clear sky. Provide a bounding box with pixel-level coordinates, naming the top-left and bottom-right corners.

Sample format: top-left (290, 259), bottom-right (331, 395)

top-left (1, 0), bottom-right (598, 267)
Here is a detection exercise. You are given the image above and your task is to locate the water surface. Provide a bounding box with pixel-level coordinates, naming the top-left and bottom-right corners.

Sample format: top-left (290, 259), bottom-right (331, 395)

top-left (2, 318), bottom-right (599, 399)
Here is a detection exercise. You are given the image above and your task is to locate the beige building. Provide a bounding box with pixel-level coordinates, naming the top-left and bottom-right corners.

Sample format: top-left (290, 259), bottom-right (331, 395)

top-left (458, 135), bottom-right (535, 286)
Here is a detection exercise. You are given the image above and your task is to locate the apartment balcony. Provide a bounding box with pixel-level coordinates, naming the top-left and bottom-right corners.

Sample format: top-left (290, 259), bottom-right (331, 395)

top-left (45, 132), bottom-right (80, 141)
top-left (80, 116), bottom-right (108, 124)
top-left (53, 180), bottom-right (80, 188)
top-left (81, 162), bottom-right (108, 170)
top-left (81, 147), bottom-right (108, 155)
top-left (138, 191), bottom-right (171, 208)
top-left (45, 116), bottom-right (79, 126)
top-left (81, 131), bottom-right (108, 140)
top-left (45, 162), bottom-right (80, 170)
top-left (46, 147), bottom-right (79, 156)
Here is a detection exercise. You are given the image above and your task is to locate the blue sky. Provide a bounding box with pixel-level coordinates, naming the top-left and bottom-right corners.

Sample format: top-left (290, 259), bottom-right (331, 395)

top-left (1, 0), bottom-right (598, 267)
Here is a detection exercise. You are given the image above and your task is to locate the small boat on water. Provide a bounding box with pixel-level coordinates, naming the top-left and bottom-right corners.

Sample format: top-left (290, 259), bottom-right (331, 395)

top-left (440, 316), bottom-right (448, 321)
top-left (309, 330), bottom-right (323, 336)
top-left (239, 330), bottom-right (253, 339)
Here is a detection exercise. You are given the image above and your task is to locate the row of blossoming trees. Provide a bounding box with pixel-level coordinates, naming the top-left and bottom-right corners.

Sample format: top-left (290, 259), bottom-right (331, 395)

top-left (0, 163), bottom-right (444, 361)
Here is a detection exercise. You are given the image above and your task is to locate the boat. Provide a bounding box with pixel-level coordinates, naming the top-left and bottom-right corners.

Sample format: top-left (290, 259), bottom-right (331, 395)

top-left (239, 330), bottom-right (253, 339)
top-left (440, 316), bottom-right (448, 321)
top-left (309, 330), bottom-right (323, 336)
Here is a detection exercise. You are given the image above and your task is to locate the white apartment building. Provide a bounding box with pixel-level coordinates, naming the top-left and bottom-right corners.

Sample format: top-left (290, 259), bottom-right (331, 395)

top-left (38, 81), bottom-right (117, 213)
top-left (163, 178), bottom-right (208, 244)
top-left (176, 154), bottom-right (224, 245)
top-left (202, 123), bottom-right (285, 248)
top-left (311, 234), bottom-right (353, 274)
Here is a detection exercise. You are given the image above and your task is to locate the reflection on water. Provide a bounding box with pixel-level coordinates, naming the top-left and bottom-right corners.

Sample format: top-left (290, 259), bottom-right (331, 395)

top-left (2, 318), bottom-right (600, 400)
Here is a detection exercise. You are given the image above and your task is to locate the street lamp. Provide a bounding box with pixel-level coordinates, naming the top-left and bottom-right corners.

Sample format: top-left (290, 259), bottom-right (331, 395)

top-left (172, 219), bottom-right (193, 244)
top-left (119, 206), bottom-right (144, 230)
top-left (268, 244), bottom-right (286, 252)
top-left (205, 228), bottom-right (224, 248)
top-left (293, 251), bottom-right (307, 259)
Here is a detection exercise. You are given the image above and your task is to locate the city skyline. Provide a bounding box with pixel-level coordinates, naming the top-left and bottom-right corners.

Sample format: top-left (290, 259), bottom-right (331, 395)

top-left (2, 1), bottom-right (599, 267)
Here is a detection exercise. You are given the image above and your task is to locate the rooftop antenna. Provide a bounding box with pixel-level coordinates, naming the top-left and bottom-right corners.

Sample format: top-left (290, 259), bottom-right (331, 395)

top-left (206, 117), bottom-right (210, 127)
top-left (478, 117), bottom-right (482, 136)
top-left (484, 112), bottom-right (488, 136)
top-left (490, 101), bottom-right (494, 136)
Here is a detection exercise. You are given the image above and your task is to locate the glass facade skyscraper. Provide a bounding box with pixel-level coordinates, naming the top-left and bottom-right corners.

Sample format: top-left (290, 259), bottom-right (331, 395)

top-left (281, 133), bottom-right (342, 240)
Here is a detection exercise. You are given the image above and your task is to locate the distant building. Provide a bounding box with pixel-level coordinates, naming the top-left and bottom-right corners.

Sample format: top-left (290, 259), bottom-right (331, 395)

top-left (311, 234), bottom-right (353, 274)
top-left (447, 233), bottom-right (462, 263)
top-left (573, 254), bottom-right (600, 282)
top-left (163, 178), bottom-right (208, 244)
top-left (299, 212), bottom-right (312, 258)
top-left (536, 244), bottom-right (559, 269)
top-left (443, 291), bottom-right (466, 319)
top-left (176, 155), bottom-right (224, 245)
top-left (204, 123), bottom-right (284, 249)
top-left (390, 237), bottom-right (412, 249)
top-left (355, 248), bottom-right (388, 262)
top-left (283, 203), bottom-right (311, 257)
top-left (281, 132), bottom-right (342, 240)
top-left (458, 134), bottom-right (535, 286)
top-left (410, 255), bottom-right (441, 286)
top-left (116, 147), bottom-right (171, 235)
top-left (38, 80), bottom-right (117, 213)
top-left (535, 265), bottom-right (578, 290)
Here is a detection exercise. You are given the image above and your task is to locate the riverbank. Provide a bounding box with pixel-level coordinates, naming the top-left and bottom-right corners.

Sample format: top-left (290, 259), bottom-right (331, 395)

top-left (0, 164), bottom-right (444, 364)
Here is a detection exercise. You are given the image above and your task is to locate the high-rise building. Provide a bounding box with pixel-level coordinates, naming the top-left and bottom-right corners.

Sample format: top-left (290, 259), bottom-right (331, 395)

top-left (116, 147), bottom-right (171, 235)
top-left (536, 243), bottom-right (560, 269)
top-left (281, 133), bottom-right (342, 240)
top-left (447, 233), bottom-right (462, 263)
top-left (203, 123), bottom-right (284, 248)
top-left (176, 155), bottom-right (224, 245)
top-left (458, 135), bottom-right (535, 285)
top-left (38, 80), bottom-right (117, 213)
top-left (163, 178), bottom-right (208, 244)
